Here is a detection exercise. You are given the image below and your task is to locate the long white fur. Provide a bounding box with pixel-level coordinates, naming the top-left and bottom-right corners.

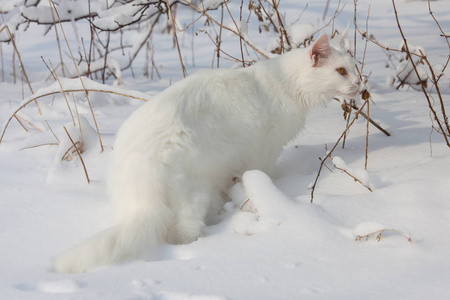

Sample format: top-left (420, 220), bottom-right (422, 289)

top-left (53, 35), bottom-right (360, 273)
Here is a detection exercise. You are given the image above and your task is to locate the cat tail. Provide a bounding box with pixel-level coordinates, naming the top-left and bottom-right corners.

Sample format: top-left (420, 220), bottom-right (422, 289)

top-left (53, 205), bottom-right (172, 273)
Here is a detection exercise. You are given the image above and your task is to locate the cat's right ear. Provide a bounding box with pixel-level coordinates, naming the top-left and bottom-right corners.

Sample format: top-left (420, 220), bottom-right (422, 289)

top-left (309, 35), bottom-right (332, 67)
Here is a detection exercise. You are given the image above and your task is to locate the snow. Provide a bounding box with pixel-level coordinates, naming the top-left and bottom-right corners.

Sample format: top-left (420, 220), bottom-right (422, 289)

top-left (93, 1), bottom-right (147, 31)
top-left (287, 22), bottom-right (316, 47)
top-left (21, 1), bottom-right (104, 24)
top-left (332, 156), bottom-right (371, 187)
top-left (1, 0), bottom-right (450, 299)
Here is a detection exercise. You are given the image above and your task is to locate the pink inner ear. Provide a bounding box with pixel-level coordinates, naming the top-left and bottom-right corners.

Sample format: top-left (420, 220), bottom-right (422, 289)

top-left (310, 35), bottom-right (332, 67)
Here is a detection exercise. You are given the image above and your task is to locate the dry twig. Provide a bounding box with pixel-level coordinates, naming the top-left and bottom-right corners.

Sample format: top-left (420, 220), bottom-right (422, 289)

top-left (339, 99), bottom-right (391, 137)
top-left (354, 0), bottom-right (450, 148)
top-left (392, 0), bottom-right (450, 147)
top-left (333, 163), bottom-right (372, 192)
top-left (165, 0), bottom-right (187, 78)
top-left (310, 92), bottom-right (375, 203)
top-left (50, 1), bottom-right (104, 152)
top-left (0, 87), bottom-right (148, 145)
top-left (0, 24), bottom-right (40, 115)
top-left (181, 0), bottom-right (270, 59)
top-left (63, 126), bottom-right (90, 184)
top-left (356, 228), bottom-right (412, 243)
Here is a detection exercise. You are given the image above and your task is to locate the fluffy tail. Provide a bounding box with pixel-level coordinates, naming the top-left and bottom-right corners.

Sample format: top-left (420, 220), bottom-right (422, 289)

top-left (53, 210), bottom-right (170, 273)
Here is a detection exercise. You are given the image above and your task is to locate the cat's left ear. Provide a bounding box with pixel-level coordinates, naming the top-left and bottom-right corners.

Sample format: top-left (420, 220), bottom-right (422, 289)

top-left (339, 23), bottom-right (349, 45)
top-left (338, 23), bottom-right (351, 50)
top-left (309, 35), bottom-right (332, 67)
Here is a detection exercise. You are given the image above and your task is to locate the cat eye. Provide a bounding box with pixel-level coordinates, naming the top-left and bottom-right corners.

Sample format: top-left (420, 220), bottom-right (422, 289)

top-left (336, 67), bottom-right (347, 76)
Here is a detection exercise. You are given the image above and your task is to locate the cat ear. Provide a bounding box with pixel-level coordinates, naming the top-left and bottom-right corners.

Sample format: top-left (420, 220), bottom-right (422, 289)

top-left (339, 23), bottom-right (349, 45)
top-left (338, 23), bottom-right (351, 50)
top-left (309, 35), bottom-right (332, 67)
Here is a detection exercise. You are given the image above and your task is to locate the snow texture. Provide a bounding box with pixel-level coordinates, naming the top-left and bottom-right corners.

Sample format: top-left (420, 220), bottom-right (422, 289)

top-left (1, 0), bottom-right (450, 299)
top-left (332, 156), bottom-right (371, 187)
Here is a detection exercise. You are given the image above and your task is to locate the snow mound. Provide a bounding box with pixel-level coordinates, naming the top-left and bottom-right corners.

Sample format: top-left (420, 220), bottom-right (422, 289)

top-left (229, 170), bottom-right (295, 225)
top-left (46, 116), bottom-right (99, 186)
top-left (333, 156), bottom-right (371, 188)
top-left (36, 279), bottom-right (81, 294)
top-left (16, 279), bottom-right (82, 294)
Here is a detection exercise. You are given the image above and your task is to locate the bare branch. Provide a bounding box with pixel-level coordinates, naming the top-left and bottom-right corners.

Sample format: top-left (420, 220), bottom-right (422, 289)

top-left (311, 96), bottom-right (371, 203)
top-left (391, 0), bottom-right (450, 147)
top-left (63, 126), bottom-right (90, 184)
top-left (333, 163), bottom-right (372, 192)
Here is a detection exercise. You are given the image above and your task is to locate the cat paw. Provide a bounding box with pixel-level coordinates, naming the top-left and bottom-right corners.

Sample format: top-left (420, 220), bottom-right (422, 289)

top-left (169, 220), bottom-right (204, 244)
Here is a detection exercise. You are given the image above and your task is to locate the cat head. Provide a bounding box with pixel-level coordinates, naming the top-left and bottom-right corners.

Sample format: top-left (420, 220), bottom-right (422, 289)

top-left (304, 34), bottom-right (361, 101)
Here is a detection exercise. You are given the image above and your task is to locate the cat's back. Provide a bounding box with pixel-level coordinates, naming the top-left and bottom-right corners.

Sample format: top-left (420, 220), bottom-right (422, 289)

top-left (114, 67), bottom-right (264, 153)
top-left (140, 67), bottom-right (267, 128)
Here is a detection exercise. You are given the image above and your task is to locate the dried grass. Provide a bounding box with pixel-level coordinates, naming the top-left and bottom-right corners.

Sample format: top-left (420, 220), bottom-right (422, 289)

top-left (356, 228), bottom-right (412, 244)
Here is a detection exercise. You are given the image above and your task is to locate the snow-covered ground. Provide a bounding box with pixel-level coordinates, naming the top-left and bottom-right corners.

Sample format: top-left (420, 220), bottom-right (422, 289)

top-left (1, 0), bottom-right (450, 299)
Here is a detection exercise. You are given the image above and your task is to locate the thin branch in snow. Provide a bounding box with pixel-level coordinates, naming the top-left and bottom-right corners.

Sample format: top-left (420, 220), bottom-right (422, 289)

top-left (13, 115), bottom-right (28, 133)
top-left (333, 162), bottom-right (372, 192)
top-left (42, 57), bottom-right (76, 127)
top-left (21, 142), bottom-right (60, 151)
top-left (50, 1), bottom-right (104, 152)
top-left (216, 5), bottom-right (224, 68)
top-left (0, 41), bottom-right (4, 82)
top-left (310, 96), bottom-right (370, 203)
top-left (0, 24), bottom-right (40, 114)
top-left (365, 89), bottom-right (370, 170)
top-left (165, 0), bottom-right (187, 78)
top-left (48, 0), bottom-right (65, 77)
top-left (196, 23), bottom-right (255, 65)
top-left (271, 0), bottom-right (291, 53)
top-left (427, 0), bottom-right (450, 79)
top-left (337, 98), bottom-right (390, 137)
top-left (63, 126), bottom-right (90, 184)
top-left (45, 120), bottom-right (60, 144)
top-left (391, 0), bottom-right (450, 147)
top-left (352, 0), bottom-right (450, 150)
top-left (0, 77), bottom-right (149, 145)
top-left (70, 92), bottom-right (82, 138)
top-left (16, 114), bottom-right (42, 133)
top-left (182, 0), bottom-right (271, 59)
top-left (356, 228), bottom-right (412, 244)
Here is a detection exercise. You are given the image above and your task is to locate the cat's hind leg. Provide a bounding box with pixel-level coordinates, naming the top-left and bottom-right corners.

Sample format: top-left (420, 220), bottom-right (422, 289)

top-left (165, 176), bottom-right (221, 244)
top-left (166, 194), bottom-right (207, 244)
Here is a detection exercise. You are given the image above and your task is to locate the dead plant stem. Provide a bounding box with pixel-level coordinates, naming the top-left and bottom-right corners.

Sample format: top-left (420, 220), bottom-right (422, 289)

top-left (392, 0), bottom-right (450, 147)
top-left (217, 5), bottom-right (224, 68)
top-left (0, 25), bottom-right (40, 115)
top-left (63, 126), bottom-right (90, 184)
top-left (45, 120), bottom-right (60, 143)
top-left (333, 164), bottom-right (372, 192)
top-left (0, 43), bottom-right (3, 82)
top-left (342, 105), bottom-right (352, 148)
top-left (47, 59), bottom-right (76, 126)
top-left (356, 228), bottom-right (412, 243)
top-left (49, 0), bottom-right (65, 77)
top-left (50, 1), bottom-right (104, 152)
top-left (310, 99), bottom-right (369, 203)
top-left (166, 0), bottom-right (187, 78)
top-left (365, 98), bottom-right (369, 169)
top-left (182, 0), bottom-right (270, 59)
top-left (13, 115), bottom-right (28, 132)
top-left (428, 0), bottom-right (450, 78)
top-left (271, 0), bottom-right (291, 52)
top-left (0, 88), bottom-right (148, 145)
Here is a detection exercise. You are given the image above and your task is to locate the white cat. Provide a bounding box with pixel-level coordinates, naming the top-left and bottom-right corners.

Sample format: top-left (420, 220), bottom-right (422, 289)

top-left (54, 34), bottom-right (360, 273)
